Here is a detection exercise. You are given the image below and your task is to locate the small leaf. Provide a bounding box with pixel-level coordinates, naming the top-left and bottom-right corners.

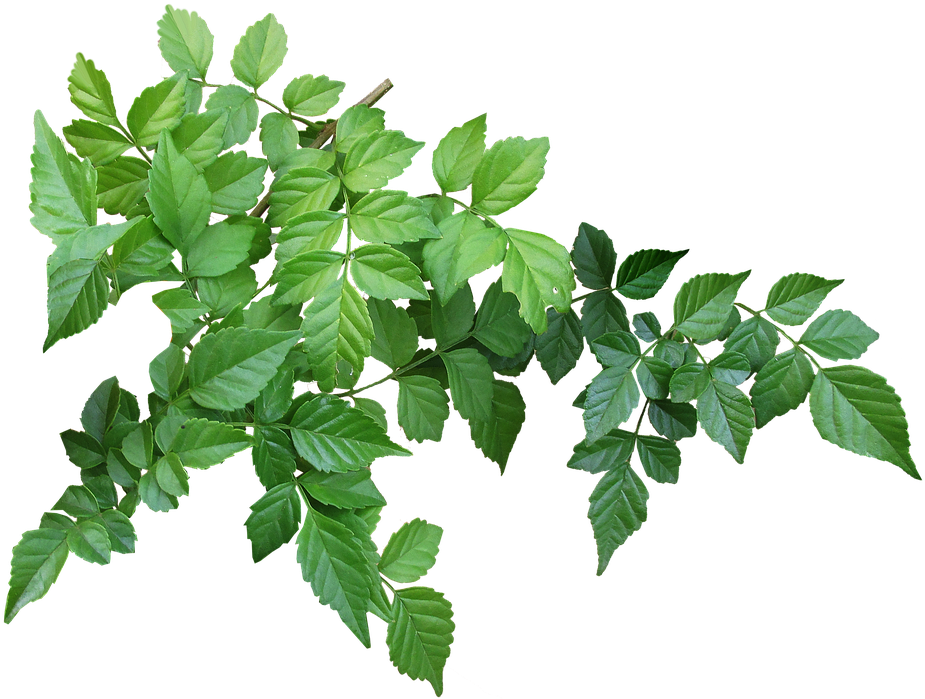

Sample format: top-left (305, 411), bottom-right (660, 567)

top-left (387, 587), bottom-right (455, 696)
top-left (5, 529), bottom-right (69, 623)
top-left (351, 244), bottom-right (428, 301)
top-left (96, 510), bottom-right (136, 555)
top-left (534, 308), bottom-right (583, 384)
top-left (127, 73), bottom-right (188, 148)
top-left (260, 112), bottom-right (299, 170)
top-left (588, 462), bottom-right (648, 575)
top-left (204, 151), bottom-right (268, 215)
top-left (245, 482), bottom-right (301, 562)
top-left (44, 259), bottom-right (109, 351)
top-left (669, 364), bottom-right (710, 403)
top-left (155, 452), bottom-right (189, 497)
top-left (96, 157), bottom-right (150, 217)
top-left (267, 167), bottom-right (340, 228)
top-left (271, 250), bottom-right (344, 306)
top-left (632, 312), bottom-right (662, 342)
top-left (502, 228), bottom-right (575, 333)
top-left (697, 380), bottom-right (754, 463)
top-left (231, 13), bottom-right (288, 89)
top-left (568, 429), bottom-right (635, 474)
top-left (157, 5), bottom-right (214, 80)
top-left (66, 520), bottom-right (111, 565)
top-left (253, 426), bottom-right (297, 488)
top-left (68, 53), bottom-right (118, 126)
top-left (60, 430), bottom-right (105, 469)
top-left (708, 352), bottom-right (751, 386)
top-left (397, 376), bottom-right (450, 443)
top-left (349, 190), bottom-right (441, 245)
top-left (442, 348), bottom-right (494, 423)
top-left (342, 130), bottom-right (424, 193)
top-left (63, 120), bottom-right (131, 166)
top-left (799, 310), bottom-right (879, 360)
top-left (275, 211), bottom-right (344, 261)
top-left (139, 468), bottom-right (179, 512)
top-left (571, 222), bottom-right (616, 290)
top-left (647, 400), bottom-right (697, 440)
top-left (368, 298), bottom-right (418, 369)
top-left (583, 367), bottom-right (641, 443)
top-left (299, 470), bottom-right (387, 509)
top-left (204, 85), bottom-right (259, 148)
top-left (335, 104), bottom-right (385, 154)
top-left (80, 376), bottom-right (121, 441)
top-left (168, 418), bottom-right (252, 468)
top-left (636, 435), bottom-right (681, 484)
top-left (590, 330), bottom-right (640, 369)
top-left (152, 286), bottom-right (209, 334)
top-left (380, 519), bottom-right (443, 583)
top-left (724, 316), bottom-right (780, 373)
top-left (580, 291), bottom-right (630, 342)
top-left (673, 272), bottom-right (751, 340)
top-left (750, 349), bottom-right (815, 428)
top-left (53, 485), bottom-right (100, 518)
top-left (474, 279), bottom-right (533, 358)
top-left (283, 74), bottom-right (345, 116)
top-left (432, 113), bottom-right (487, 193)
top-left (432, 283), bottom-right (475, 347)
top-left (468, 379), bottom-right (526, 472)
top-left (471, 136), bottom-right (549, 215)
top-left (636, 357), bottom-right (674, 400)
top-left (615, 249), bottom-right (688, 300)
top-left (764, 273), bottom-right (843, 326)
top-left (423, 211), bottom-right (504, 303)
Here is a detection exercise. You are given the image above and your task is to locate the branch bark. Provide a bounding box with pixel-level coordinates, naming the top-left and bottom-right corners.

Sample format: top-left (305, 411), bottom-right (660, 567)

top-left (249, 78), bottom-right (394, 219)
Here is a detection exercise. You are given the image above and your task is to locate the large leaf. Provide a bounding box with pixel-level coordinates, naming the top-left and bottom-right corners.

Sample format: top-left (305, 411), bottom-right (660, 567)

top-left (423, 211), bottom-right (504, 303)
top-left (63, 120), bottom-right (131, 166)
top-left (351, 245), bottom-right (428, 301)
top-left (267, 167), bottom-right (340, 228)
top-left (468, 379), bottom-right (526, 472)
top-left (289, 396), bottom-right (410, 471)
top-left (615, 249), bottom-right (688, 300)
top-left (588, 462), bottom-right (649, 575)
top-left (44, 259), bottom-right (109, 351)
top-left (673, 271), bottom-right (751, 340)
top-left (636, 435), bottom-right (681, 484)
top-left (723, 316), bottom-right (780, 373)
top-left (809, 366), bottom-right (918, 478)
top-left (501, 228), bottom-right (575, 333)
top-left (387, 587), bottom-right (455, 696)
top-left (111, 216), bottom-right (173, 276)
top-left (379, 519), bottom-right (442, 583)
top-left (204, 151), bottom-right (268, 215)
top-left (571, 222), bottom-right (616, 290)
top-left (764, 273), bottom-right (843, 326)
top-left (697, 380), bottom-right (754, 463)
top-left (342, 130), bottom-right (424, 192)
top-left (231, 13), bottom-right (288, 88)
top-left (799, 310), bottom-right (879, 360)
top-left (299, 470), bottom-right (386, 509)
top-left (187, 327), bottom-right (300, 410)
top-left (750, 349), bottom-right (815, 428)
top-left (349, 190), bottom-right (441, 245)
top-left (442, 348), bottom-right (494, 422)
top-left (471, 136), bottom-right (549, 215)
top-left (5, 529), bottom-right (69, 623)
top-left (68, 53), bottom-right (118, 126)
top-left (245, 482), bottom-right (301, 562)
top-left (296, 503), bottom-right (372, 646)
top-left (473, 279), bottom-right (533, 358)
top-left (127, 73), bottom-right (188, 148)
top-left (432, 113), bottom-right (487, 193)
top-left (583, 367), bottom-right (641, 443)
top-left (534, 308), bottom-right (583, 384)
top-left (396, 376), bottom-right (450, 443)
top-left (282, 74), bottom-right (345, 116)
top-left (368, 298), bottom-right (418, 369)
top-left (168, 418), bottom-right (252, 468)
top-left (157, 5), bottom-right (214, 79)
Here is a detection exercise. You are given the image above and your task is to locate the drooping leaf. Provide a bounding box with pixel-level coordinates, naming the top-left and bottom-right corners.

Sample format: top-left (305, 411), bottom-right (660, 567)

top-left (267, 167), bottom-right (340, 228)
top-left (231, 13), bottom-right (288, 89)
top-left (471, 136), bottom-right (549, 215)
top-left (95, 510), bottom-right (136, 555)
top-left (502, 228), bottom-right (575, 333)
top-left (534, 308), bottom-right (583, 384)
top-left (259, 112), bottom-right (298, 170)
top-left (588, 462), bottom-right (648, 575)
top-left (799, 310), bottom-right (879, 361)
top-left (44, 259), bottom-right (109, 352)
top-left (673, 272), bottom-right (751, 340)
top-left (139, 465), bottom-right (179, 512)
top-left (245, 482), bottom-right (301, 562)
top-left (253, 426), bottom-right (298, 488)
top-left (298, 470), bottom-right (386, 509)
top-left (615, 249), bottom-right (688, 300)
top-left (583, 367), bottom-right (641, 443)
top-left (351, 245), bottom-right (428, 301)
top-left (669, 364), bottom-right (710, 403)
top-left (5, 529), bottom-right (69, 623)
top-left (431, 283), bottom-right (475, 347)
top-left (387, 587), bottom-right (455, 696)
top-left (809, 366), bottom-right (918, 478)
top-left (349, 190), bottom-right (441, 245)
top-left (157, 5), bottom-right (214, 79)
top-left (750, 349), bottom-right (815, 428)
top-left (80, 376), bottom-right (121, 442)
top-left (204, 85), bottom-right (259, 148)
top-left (468, 379), bottom-right (526, 472)
top-left (423, 211), bottom-right (504, 303)
top-left (474, 279), bottom-right (533, 358)
top-left (151, 287), bottom-right (209, 334)
top-left (127, 73), bottom-right (188, 148)
top-left (571, 222), bottom-right (616, 290)
top-left (379, 519), bottom-right (442, 583)
top-left (60, 429), bottom-right (105, 469)
top-left (68, 53), bottom-right (118, 126)
top-left (764, 273), bottom-right (843, 326)
top-left (155, 452), bottom-right (189, 497)
top-left (697, 380), bottom-right (754, 463)
top-left (396, 376), bottom-right (450, 443)
top-left (368, 298), bottom-right (418, 369)
top-left (204, 151), bottom-right (268, 215)
top-left (567, 429), bottom-right (635, 474)
top-left (53, 485), bottom-right (100, 518)
top-left (580, 290), bottom-right (630, 342)
top-left (723, 316), bottom-right (780, 373)
top-left (647, 400), bottom-right (697, 440)
top-left (283, 74), bottom-right (345, 116)
top-left (432, 113), bottom-right (487, 193)
top-left (342, 130), bottom-right (425, 193)
top-left (636, 435), bottom-right (681, 484)
top-left (442, 348), bottom-right (494, 423)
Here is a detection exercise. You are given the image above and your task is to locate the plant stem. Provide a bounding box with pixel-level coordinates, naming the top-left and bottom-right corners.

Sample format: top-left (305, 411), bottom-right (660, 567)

top-left (733, 302), bottom-right (822, 369)
top-left (634, 399), bottom-right (650, 436)
top-left (253, 93), bottom-right (314, 126)
top-left (572, 287), bottom-right (613, 304)
top-left (114, 123), bottom-right (152, 164)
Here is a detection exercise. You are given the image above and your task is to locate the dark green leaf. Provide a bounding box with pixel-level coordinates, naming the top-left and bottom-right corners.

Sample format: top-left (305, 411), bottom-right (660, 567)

top-left (647, 400), bottom-right (697, 440)
top-left (669, 364), bottom-right (710, 403)
top-left (380, 519), bottom-right (442, 583)
top-left (588, 462), bottom-right (648, 575)
top-left (150, 345), bottom-right (185, 399)
top-left (673, 272), bottom-right (751, 340)
top-left (632, 312), bottom-right (661, 342)
top-left (245, 482), bottom-right (301, 562)
top-left (96, 510), bottom-right (136, 555)
top-left (396, 376), bottom-right (450, 443)
top-left (432, 283), bottom-right (475, 347)
top-left (387, 587), bottom-right (455, 696)
top-left (583, 367), bottom-right (641, 443)
top-left (66, 520), bottom-right (111, 565)
top-left (571, 222), bottom-right (616, 290)
top-left (636, 435), bottom-right (681, 484)
top-left (724, 316), bottom-right (780, 373)
top-left (442, 348), bottom-right (494, 423)
top-left (299, 470), bottom-right (386, 509)
top-left (764, 273), bottom-right (843, 326)
top-left (697, 380), bottom-right (754, 463)
top-left (468, 379), bottom-right (526, 472)
top-left (708, 352), bottom-right (751, 386)
top-left (253, 426), bottom-right (298, 488)
top-left (534, 308), bottom-right (583, 384)
top-left (60, 430), bottom-right (105, 469)
top-left (590, 330), bottom-right (640, 369)
top-left (474, 279), bottom-right (533, 358)
top-left (580, 290), bottom-right (629, 342)
top-left (80, 377), bottom-right (120, 442)
top-left (615, 249), bottom-right (688, 300)
top-left (799, 310), bottom-right (879, 360)
top-left (750, 349), bottom-right (815, 428)
top-left (5, 528), bottom-right (69, 623)
top-left (471, 136), bottom-right (549, 215)
top-left (636, 357), bottom-right (674, 400)
top-left (53, 485), bottom-right (100, 518)
top-left (368, 298), bottom-right (419, 369)
top-left (567, 429), bottom-right (635, 474)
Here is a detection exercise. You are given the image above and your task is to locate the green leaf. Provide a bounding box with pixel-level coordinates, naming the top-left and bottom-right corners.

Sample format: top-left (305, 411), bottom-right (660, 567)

top-left (121, 423), bottom-right (153, 470)
top-left (342, 130), bottom-right (424, 193)
top-left (204, 151), bottom-right (268, 215)
top-left (423, 211), bottom-right (504, 303)
top-left (139, 467), bottom-right (179, 512)
top-left (750, 349), bottom-right (815, 428)
top-left (571, 222), bottom-right (616, 290)
top-left (30, 111), bottom-right (97, 241)
top-left (283, 74), bottom-right (345, 116)
top-left (267, 167), bottom-right (340, 228)
top-left (534, 308), bottom-right (583, 384)
top-left (259, 112), bottom-right (298, 170)
top-left (708, 352), bottom-right (751, 386)
top-left (669, 364), bottom-right (710, 402)
top-left (253, 369), bottom-right (294, 424)
top-left (80, 376), bottom-right (121, 442)
top-left (379, 519), bottom-right (442, 583)
top-left (336, 105), bottom-right (386, 154)
top-left (351, 245), bottom-right (428, 301)
top-left (60, 429), bottom-right (105, 469)
top-left (580, 290), bottom-right (630, 342)
top-left (231, 13), bottom-right (288, 88)
top-left (188, 327), bottom-right (301, 410)
top-left (270, 250), bottom-right (343, 307)
top-left (396, 376), bottom-right (450, 443)
top-left (369, 298), bottom-right (418, 369)
top-left (186, 218), bottom-right (257, 277)
top-left (155, 452), bottom-right (189, 497)
top-left (468, 379), bottom-right (526, 472)
top-left (245, 482), bottom-right (301, 562)
top-left (568, 429), bottom-right (636, 474)
top-left (432, 283), bottom-right (475, 347)
top-left (290, 396), bottom-right (410, 471)
top-left (353, 397), bottom-right (388, 432)
top-left (95, 510), bottom-right (136, 554)
top-left (636, 357), bottom-right (674, 400)
top-left (40, 513), bottom-right (75, 531)
top-left (590, 330), bottom-right (640, 369)
top-left (583, 367), bottom-right (641, 443)
top-left (67, 520), bottom-right (111, 565)
top-left (46, 218), bottom-right (140, 277)
top-left (168, 418), bottom-right (251, 468)
top-left (147, 130), bottom-right (211, 254)
top-left (673, 271), bottom-right (751, 340)
top-left (111, 216), bottom-right (173, 276)
top-left (387, 587), bottom-right (455, 696)
top-left (615, 249), bottom-right (688, 300)
top-left (198, 264), bottom-right (258, 317)
top-left (63, 120), bottom-right (131, 166)
top-left (299, 470), bottom-right (387, 509)
top-left (588, 462), bottom-right (648, 575)
top-left (301, 280), bottom-right (374, 392)
top-left (473, 279), bottom-right (533, 357)
top-left (349, 190), bottom-right (441, 245)
top-left (724, 316), bottom-right (780, 373)
top-left (809, 366), bottom-right (918, 478)
top-left (432, 113), bottom-right (487, 193)
top-left (636, 435), bottom-right (681, 484)
top-left (697, 380), bottom-right (754, 463)
top-left (647, 400), bottom-right (697, 440)
top-left (632, 312), bottom-right (661, 342)
top-left (502, 228), bottom-right (575, 333)
top-left (764, 273), bottom-right (843, 326)
top-left (127, 73), bottom-right (188, 148)
top-left (152, 286), bottom-right (209, 334)
top-left (44, 259), bottom-right (109, 351)
top-left (5, 529), bottom-right (69, 623)
top-left (297, 503), bottom-right (372, 647)
top-left (157, 5), bottom-right (214, 80)
top-left (204, 85), bottom-right (259, 148)
top-left (53, 485), bottom-right (100, 518)
top-left (471, 136), bottom-right (549, 215)
top-left (253, 426), bottom-right (297, 488)
top-left (96, 157), bottom-right (150, 217)
top-left (172, 110), bottom-right (228, 169)
top-left (68, 53), bottom-right (118, 126)
top-left (442, 348), bottom-right (494, 423)
top-left (799, 310), bottom-right (879, 360)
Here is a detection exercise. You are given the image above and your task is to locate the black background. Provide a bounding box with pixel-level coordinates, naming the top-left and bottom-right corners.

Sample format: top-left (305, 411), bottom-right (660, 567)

top-left (10, 3), bottom-right (923, 699)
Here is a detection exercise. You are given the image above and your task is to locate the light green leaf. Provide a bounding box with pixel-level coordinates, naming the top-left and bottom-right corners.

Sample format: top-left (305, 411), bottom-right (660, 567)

top-left (290, 396), bottom-right (410, 471)
top-left (442, 348), bottom-right (494, 423)
top-left (199, 264), bottom-right (258, 319)
top-left (636, 435), bottom-right (681, 484)
top-left (571, 222), bottom-right (616, 290)
top-left (368, 298), bottom-right (418, 369)
top-left (590, 330), bottom-right (640, 369)
top-left (231, 13), bottom-right (288, 88)
top-left (185, 219), bottom-right (255, 278)
top-left (157, 5), bottom-right (214, 80)
top-left (253, 426), bottom-right (297, 488)
top-left (501, 228), bottom-right (575, 333)
top-left (188, 327), bottom-right (301, 410)
top-left (380, 519), bottom-right (442, 583)
top-left (62, 120), bottom-right (131, 166)
top-left (150, 344), bottom-right (185, 399)
top-left (259, 112), bottom-right (298, 170)
top-left (335, 104), bottom-right (385, 154)
top-left (204, 151), bottom-right (268, 215)
top-left (471, 136), bottom-right (549, 215)
top-left (267, 167), bottom-right (340, 228)
top-left (351, 245), bottom-right (428, 301)
top-left (299, 470), bottom-right (386, 509)
top-left (300, 280), bottom-right (374, 392)
top-left (68, 53), bottom-right (118, 126)
top-left (799, 310), bottom-right (879, 360)
top-left (275, 211), bottom-right (344, 262)
top-left (588, 462), bottom-right (648, 575)
top-left (568, 429), bottom-right (635, 474)
top-left (204, 85), bottom-right (259, 148)
top-left (96, 156), bottom-right (150, 217)
top-left (47, 218), bottom-right (141, 277)
top-left (468, 379), bottom-right (526, 472)
top-left (276, 147), bottom-right (336, 178)
top-left (432, 113), bottom-right (486, 193)
top-left (809, 366), bottom-right (918, 478)
top-left (5, 529), bottom-right (69, 623)
top-left (168, 418), bottom-right (252, 468)
top-left (387, 587), bottom-right (455, 696)
top-left (764, 273), bottom-right (843, 326)
top-left (65, 520), bottom-right (110, 565)
top-left (673, 271), bottom-right (751, 340)
top-left (111, 216), bottom-right (173, 276)
top-left (283, 74), bottom-right (345, 116)
top-left (245, 482), bottom-right (301, 562)
top-left (254, 368), bottom-right (295, 424)
top-left (297, 503), bottom-right (372, 647)
top-left (44, 259), bottom-right (108, 351)
top-left (697, 380), bottom-right (754, 463)
top-left (127, 73), bottom-right (188, 148)
top-left (580, 290), bottom-right (630, 342)
top-left (396, 376), bottom-right (450, 443)
top-left (349, 190), bottom-right (440, 245)
top-left (724, 316), bottom-right (780, 373)
top-left (615, 249), bottom-right (688, 300)
top-left (171, 109), bottom-right (228, 171)
top-left (647, 400), bottom-right (697, 441)
top-left (423, 211), bottom-right (504, 304)
top-left (147, 130), bottom-right (211, 254)
top-left (583, 366), bottom-right (641, 443)
top-left (342, 130), bottom-right (424, 193)
top-left (156, 452), bottom-right (189, 497)
top-left (152, 286), bottom-right (209, 334)
top-left (750, 349), bottom-right (815, 428)
top-left (272, 250), bottom-right (344, 306)
top-left (534, 308), bottom-right (583, 384)
top-left (30, 111), bottom-right (97, 241)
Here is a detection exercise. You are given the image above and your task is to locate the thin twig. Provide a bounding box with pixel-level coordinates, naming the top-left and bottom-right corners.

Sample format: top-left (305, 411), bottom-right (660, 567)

top-left (249, 78), bottom-right (394, 219)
